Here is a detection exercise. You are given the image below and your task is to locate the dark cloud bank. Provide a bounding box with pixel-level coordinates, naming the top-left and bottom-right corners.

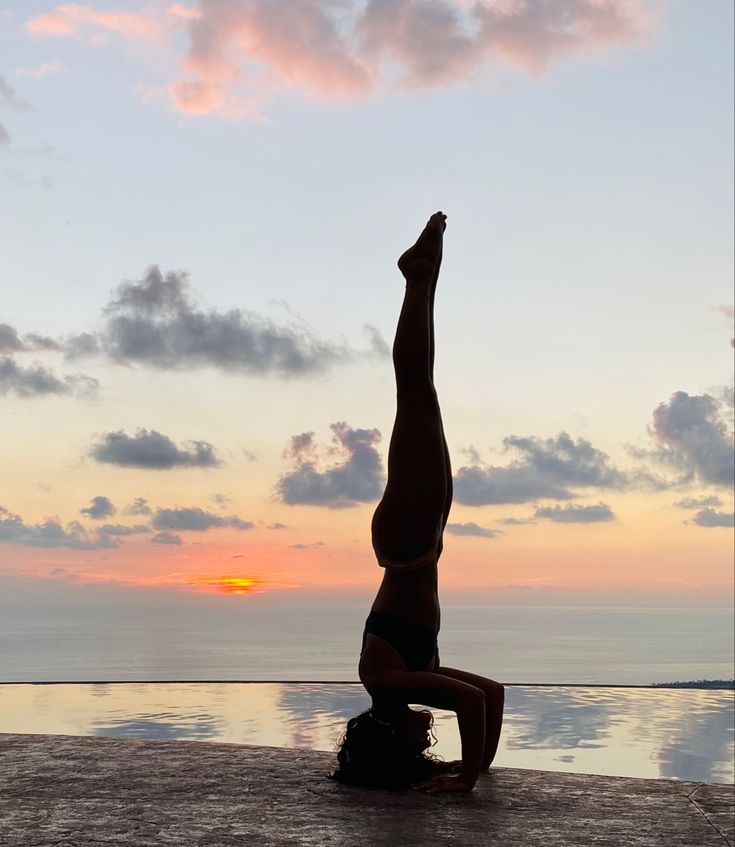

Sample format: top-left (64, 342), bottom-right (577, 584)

top-left (64, 266), bottom-right (387, 377)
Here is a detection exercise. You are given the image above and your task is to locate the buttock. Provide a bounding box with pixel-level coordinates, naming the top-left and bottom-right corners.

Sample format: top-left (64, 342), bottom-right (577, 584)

top-left (360, 611), bottom-right (439, 672)
top-left (372, 515), bottom-right (443, 571)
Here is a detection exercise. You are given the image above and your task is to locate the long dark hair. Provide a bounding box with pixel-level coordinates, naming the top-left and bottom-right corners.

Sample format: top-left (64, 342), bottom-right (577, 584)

top-left (328, 709), bottom-right (455, 790)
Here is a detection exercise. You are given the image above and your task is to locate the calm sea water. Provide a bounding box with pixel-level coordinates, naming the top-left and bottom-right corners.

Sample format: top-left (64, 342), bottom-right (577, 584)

top-left (1, 682), bottom-right (732, 784)
top-left (1, 603), bottom-right (732, 685)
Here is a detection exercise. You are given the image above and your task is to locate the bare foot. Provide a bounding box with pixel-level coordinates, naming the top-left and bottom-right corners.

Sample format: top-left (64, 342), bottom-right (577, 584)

top-left (397, 212), bottom-right (447, 291)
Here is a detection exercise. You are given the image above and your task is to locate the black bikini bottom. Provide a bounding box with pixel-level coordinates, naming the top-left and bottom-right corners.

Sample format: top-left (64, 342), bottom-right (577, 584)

top-left (360, 610), bottom-right (439, 672)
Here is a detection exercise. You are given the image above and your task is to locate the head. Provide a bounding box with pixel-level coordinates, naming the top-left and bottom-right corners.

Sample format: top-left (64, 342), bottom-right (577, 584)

top-left (329, 705), bottom-right (453, 790)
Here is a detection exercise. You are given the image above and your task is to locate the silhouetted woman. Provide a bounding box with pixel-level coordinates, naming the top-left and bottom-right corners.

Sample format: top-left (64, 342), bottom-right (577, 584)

top-left (331, 212), bottom-right (505, 794)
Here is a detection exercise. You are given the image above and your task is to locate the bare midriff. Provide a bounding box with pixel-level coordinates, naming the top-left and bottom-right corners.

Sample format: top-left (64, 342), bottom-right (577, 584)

top-left (370, 559), bottom-right (440, 633)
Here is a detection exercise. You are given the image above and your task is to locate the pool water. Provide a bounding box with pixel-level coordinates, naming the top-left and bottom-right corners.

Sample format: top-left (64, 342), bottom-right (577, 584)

top-left (1, 683), bottom-right (732, 784)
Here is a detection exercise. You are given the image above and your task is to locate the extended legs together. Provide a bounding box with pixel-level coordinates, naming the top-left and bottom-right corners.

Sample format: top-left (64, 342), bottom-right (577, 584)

top-left (371, 213), bottom-right (453, 562)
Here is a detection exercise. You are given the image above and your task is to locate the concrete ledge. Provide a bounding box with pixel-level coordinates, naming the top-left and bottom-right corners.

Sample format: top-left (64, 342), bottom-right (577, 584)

top-left (1, 733), bottom-right (732, 847)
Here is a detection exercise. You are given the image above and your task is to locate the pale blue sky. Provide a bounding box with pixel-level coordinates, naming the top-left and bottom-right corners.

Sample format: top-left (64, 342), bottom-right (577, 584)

top-left (1, 0), bottom-right (732, 600)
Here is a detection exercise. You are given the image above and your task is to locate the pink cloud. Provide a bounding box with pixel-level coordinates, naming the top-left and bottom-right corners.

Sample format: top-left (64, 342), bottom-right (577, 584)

top-left (26, 4), bottom-right (161, 39)
top-left (181, 0), bottom-right (374, 98)
top-left (472, 0), bottom-right (654, 75)
top-left (25, 0), bottom-right (661, 118)
top-left (174, 0), bottom-right (659, 114)
top-left (169, 79), bottom-right (225, 113)
top-left (168, 3), bottom-right (201, 20)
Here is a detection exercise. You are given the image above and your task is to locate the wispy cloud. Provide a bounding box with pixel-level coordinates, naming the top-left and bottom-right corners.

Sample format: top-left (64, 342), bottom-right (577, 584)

top-left (15, 62), bottom-right (69, 78)
top-left (150, 530), bottom-right (183, 545)
top-left (445, 521), bottom-right (502, 538)
top-left (674, 495), bottom-right (722, 510)
top-left (152, 506), bottom-right (254, 531)
top-left (0, 75), bottom-right (32, 112)
top-left (98, 522), bottom-right (151, 536)
top-left (534, 502), bottom-right (616, 523)
top-left (0, 356), bottom-right (99, 399)
top-left (124, 497), bottom-right (152, 516)
top-left (0, 74), bottom-right (33, 148)
top-left (26, 4), bottom-right (161, 38)
top-left (25, 1), bottom-right (658, 119)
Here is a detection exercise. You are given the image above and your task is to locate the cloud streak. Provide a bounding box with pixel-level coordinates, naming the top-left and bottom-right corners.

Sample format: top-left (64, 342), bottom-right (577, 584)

top-left (445, 521), bottom-right (502, 538)
top-left (152, 506), bottom-right (254, 531)
top-left (534, 502), bottom-right (615, 523)
top-left (0, 506), bottom-right (119, 549)
top-left (90, 428), bottom-right (222, 469)
top-left (26, 4), bottom-right (160, 38)
top-left (150, 530), bottom-right (183, 545)
top-left (0, 356), bottom-right (99, 399)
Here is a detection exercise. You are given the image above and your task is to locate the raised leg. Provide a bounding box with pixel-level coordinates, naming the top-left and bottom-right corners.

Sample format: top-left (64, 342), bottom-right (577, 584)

top-left (371, 213), bottom-right (449, 561)
top-left (429, 241), bottom-right (453, 547)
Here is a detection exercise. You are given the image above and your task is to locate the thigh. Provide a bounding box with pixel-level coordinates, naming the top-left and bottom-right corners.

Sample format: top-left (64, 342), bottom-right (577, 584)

top-left (373, 392), bottom-right (447, 558)
top-left (383, 405), bottom-right (446, 511)
top-left (435, 665), bottom-right (503, 695)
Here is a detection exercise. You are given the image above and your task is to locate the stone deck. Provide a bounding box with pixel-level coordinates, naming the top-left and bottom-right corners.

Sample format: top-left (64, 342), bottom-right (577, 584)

top-left (1, 733), bottom-right (732, 847)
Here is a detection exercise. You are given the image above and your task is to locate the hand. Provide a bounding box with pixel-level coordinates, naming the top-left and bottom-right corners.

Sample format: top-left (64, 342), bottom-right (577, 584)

top-left (413, 775), bottom-right (474, 794)
top-left (441, 760), bottom-right (462, 773)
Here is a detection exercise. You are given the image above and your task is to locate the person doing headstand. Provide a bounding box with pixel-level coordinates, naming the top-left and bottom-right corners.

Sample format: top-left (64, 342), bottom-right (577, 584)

top-left (330, 212), bottom-right (505, 794)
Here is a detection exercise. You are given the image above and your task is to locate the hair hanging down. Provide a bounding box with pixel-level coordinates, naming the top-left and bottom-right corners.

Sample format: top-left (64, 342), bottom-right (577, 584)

top-left (328, 710), bottom-right (455, 791)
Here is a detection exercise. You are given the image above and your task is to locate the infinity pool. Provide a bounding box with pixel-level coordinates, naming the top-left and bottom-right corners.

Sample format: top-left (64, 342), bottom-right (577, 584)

top-left (1, 683), bottom-right (732, 784)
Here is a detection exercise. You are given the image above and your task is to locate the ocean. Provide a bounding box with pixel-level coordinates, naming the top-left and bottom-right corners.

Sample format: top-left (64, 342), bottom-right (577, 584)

top-left (1, 599), bottom-right (733, 684)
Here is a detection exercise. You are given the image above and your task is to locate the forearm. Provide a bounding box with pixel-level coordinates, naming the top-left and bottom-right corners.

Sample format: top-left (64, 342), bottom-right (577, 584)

top-left (457, 693), bottom-right (486, 787)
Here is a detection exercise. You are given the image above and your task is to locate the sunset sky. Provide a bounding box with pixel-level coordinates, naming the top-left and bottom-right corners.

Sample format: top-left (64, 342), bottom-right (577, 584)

top-left (1, 0), bottom-right (733, 606)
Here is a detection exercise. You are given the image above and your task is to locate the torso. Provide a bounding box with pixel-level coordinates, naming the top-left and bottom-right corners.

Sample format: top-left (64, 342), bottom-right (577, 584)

top-left (358, 561), bottom-right (441, 689)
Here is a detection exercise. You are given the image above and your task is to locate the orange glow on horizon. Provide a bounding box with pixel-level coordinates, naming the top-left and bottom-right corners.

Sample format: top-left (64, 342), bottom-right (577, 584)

top-left (192, 575), bottom-right (263, 595)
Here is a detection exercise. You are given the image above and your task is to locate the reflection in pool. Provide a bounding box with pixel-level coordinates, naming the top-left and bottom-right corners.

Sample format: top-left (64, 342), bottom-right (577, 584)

top-left (1, 683), bottom-right (732, 784)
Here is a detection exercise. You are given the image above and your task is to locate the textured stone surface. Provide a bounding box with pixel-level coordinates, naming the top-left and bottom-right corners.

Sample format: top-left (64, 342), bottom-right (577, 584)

top-left (1, 733), bottom-right (732, 847)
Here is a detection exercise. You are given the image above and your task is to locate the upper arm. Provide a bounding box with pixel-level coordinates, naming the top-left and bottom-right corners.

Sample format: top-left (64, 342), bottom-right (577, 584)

top-left (367, 669), bottom-right (485, 712)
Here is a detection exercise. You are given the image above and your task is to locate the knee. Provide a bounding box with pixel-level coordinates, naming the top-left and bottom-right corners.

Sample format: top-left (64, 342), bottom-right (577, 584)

top-left (487, 681), bottom-right (505, 702)
top-left (398, 382), bottom-right (438, 410)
